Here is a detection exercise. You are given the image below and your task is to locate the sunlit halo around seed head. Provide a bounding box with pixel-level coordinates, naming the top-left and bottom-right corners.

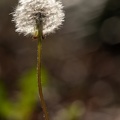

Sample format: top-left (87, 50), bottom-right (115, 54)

top-left (12, 0), bottom-right (65, 36)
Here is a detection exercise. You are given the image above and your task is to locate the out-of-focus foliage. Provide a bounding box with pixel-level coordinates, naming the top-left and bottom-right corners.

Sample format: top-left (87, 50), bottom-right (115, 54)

top-left (0, 67), bottom-right (48, 120)
top-left (53, 101), bottom-right (85, 120)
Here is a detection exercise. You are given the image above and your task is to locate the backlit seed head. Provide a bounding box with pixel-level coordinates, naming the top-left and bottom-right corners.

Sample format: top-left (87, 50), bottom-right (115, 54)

top-left (12, 0), bottom-right (65, 36)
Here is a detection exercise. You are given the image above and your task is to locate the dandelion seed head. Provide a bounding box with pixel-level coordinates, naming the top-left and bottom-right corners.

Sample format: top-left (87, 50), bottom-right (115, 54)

top-left (12, 0), bottom-right (65, 36)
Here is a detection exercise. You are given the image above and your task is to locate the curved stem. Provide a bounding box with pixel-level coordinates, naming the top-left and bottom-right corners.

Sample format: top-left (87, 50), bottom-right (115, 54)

top-left (37, 19), bottom-right (50, 120)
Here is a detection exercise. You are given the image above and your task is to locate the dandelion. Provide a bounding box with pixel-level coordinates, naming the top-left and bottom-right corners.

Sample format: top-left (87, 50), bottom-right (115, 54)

top-left (12, 0), bottom-right (65, 36)
top-left (12, 0), bottom-right (65, 120)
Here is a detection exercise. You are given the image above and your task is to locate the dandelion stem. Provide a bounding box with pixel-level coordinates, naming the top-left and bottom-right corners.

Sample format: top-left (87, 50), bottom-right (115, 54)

top-left (36, 18), bottom-right (50, 120)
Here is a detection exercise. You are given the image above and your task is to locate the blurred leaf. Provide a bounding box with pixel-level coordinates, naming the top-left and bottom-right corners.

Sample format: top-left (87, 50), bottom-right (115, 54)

top-left (0, 67), bottom-right (49, 120)
top-left (67, 101), bottom-right (85, 120)
top-left (53, 101), bottom-right (85, 120)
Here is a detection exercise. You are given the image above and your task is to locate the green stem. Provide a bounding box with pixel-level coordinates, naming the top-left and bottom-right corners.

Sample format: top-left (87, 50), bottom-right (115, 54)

top-left (36, 19), bottom-right (49, 120)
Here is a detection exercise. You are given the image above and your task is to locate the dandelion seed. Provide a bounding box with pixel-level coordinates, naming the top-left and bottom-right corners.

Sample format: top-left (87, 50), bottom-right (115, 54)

top-left (12, 0), bottom-right (65, 36)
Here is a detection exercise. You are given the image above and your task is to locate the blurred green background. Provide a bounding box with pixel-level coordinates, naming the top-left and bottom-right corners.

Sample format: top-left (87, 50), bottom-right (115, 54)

top-left (1, 0), bottom-right (120, 120)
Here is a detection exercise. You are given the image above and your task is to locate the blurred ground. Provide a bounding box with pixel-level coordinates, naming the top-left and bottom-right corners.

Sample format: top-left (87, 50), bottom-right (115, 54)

top-left (0, 0), bottom-right (120, 120)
